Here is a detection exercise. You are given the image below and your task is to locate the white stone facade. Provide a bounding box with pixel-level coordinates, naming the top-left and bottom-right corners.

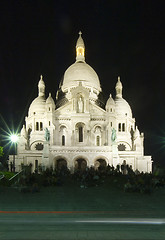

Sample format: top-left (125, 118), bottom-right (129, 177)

top-left (9, 32), bottom-right (152, 173)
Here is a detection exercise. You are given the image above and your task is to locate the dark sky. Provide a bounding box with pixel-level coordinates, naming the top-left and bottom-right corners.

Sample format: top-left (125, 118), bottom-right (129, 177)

top-left (0, 0), bottom-right (165, 165)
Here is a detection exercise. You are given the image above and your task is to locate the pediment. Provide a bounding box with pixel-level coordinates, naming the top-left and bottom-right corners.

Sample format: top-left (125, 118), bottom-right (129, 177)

top-left (89, 102), bottom-right (106, 115)
top-left (55, 101), bottom-right (72, 114)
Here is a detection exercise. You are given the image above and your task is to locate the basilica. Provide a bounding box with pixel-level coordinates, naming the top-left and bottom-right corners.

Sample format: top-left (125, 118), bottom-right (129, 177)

top-left (9, 32), bottom-right (152, 173)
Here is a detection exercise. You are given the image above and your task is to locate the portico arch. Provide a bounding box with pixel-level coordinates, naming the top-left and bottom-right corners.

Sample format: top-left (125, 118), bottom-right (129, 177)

top-left (54, 156), bottom-right (68, 170)
top-left (94, 157), bottom-right (107, 169)
top-left (74, 156), bottom-right (88, 171)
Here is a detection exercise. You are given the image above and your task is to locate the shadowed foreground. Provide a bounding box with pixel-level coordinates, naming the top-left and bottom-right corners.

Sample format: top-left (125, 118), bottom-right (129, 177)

top-left (0, 174), bottom-right (165, 239)
top-left (0, 214), bottom-right (165, 240)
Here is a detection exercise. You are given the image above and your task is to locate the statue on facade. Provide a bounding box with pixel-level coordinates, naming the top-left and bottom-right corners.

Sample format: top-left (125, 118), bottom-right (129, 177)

top-left (130, 127), bottom-right (136, 150)
top-left (78, 96), bottom-right (84, 113)
top-left (130, 127), bottom-right (138, 151)
top-left (111, 128), bottom-right (116, 142)
top-left (45, 128), bottom-right (50, 142)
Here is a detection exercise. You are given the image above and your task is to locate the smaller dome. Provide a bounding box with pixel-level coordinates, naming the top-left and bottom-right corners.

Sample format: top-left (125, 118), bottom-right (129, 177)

top-left (105, 94), bottom-right (115, 112)
top-left (114, 76), bottom-right (132, 117)
top-left (115, 97), bottom-right (132, 117)
top-left (28, 96), bottom-right (46, 116)
top-left (28, 75), bottom-right (46, 116)
top-left (46, 93), bottom-right (55, 109)
top-left (21, 125), bottom-right (27, 139)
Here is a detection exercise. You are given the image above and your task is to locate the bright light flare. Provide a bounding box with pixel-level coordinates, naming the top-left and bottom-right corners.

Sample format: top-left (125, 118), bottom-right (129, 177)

top-left (0, 114), bottom-right (20, 153)
top-left (10, 134), bottom-right (18, 143)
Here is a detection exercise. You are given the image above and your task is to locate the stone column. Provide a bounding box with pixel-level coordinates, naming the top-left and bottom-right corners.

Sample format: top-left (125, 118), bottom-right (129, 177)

top-left (42, 141), bottom-right (50, 169)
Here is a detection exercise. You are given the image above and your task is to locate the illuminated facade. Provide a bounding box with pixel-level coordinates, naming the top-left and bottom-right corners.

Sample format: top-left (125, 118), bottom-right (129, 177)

top-left (10, 32), bottom-right (152, 173)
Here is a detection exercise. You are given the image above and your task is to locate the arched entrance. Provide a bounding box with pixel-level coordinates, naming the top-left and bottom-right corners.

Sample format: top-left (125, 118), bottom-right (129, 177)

top-left (95, 158), bottom-right (107, 170)
top-left (75, 158), bottom-right (87, 171)
top-left (56, 158), bottom-right (67, 170)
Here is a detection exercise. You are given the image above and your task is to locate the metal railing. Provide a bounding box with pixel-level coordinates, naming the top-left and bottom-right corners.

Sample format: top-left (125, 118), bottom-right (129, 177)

top-left (0, 174), bottom-right (5, 180)
top-left (9, 170), bottom-right (23, 181)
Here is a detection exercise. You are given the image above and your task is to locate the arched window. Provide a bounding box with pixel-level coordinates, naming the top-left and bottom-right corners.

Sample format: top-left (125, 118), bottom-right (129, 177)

top-left (122, 123), bottom-right (125, 132)
top-left (76, 122), bottom-right (85, 143)
top-left (118, 123), bottom-right (121, 132)
top-left (40, 122), bottom-right (43, 131)
top-left (62, 135), bottom-right (65, 146)
top-left (76, 47), bottom-right (84, 57)
top-left (79, 126), bottom-right (83, 142)
top-left (96, 136), bottom-right (100, 146)
top-left (36, 122), bottom-right (39, 131)
top-left (60, 126), bottom-right (67, 145)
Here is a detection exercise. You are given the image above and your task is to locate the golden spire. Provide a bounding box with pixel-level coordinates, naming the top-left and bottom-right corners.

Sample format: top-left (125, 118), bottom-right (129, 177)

top-left (76, 31), bottom-right (85, 62)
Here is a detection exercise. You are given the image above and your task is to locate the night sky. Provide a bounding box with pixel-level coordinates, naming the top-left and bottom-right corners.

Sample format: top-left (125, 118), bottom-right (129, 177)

top-left (0, 0), bottom-right (165, 165)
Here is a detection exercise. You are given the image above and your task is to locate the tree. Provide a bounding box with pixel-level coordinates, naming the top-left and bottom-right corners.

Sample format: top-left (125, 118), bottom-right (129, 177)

top-left (0, 146), bottom-right (4, 157)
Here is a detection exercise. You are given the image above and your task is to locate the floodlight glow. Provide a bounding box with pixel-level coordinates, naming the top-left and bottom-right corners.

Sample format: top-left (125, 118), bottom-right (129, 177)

top-left (10, 134), bottom-right (18, 143)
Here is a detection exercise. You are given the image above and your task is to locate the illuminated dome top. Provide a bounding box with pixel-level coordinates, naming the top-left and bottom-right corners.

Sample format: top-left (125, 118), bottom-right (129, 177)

top-left (28, 75), bottom-right (46, 116)
top-left (115, 77), bottom-right (132, 117)
top-left (61, 32), bottom-right (101, 93)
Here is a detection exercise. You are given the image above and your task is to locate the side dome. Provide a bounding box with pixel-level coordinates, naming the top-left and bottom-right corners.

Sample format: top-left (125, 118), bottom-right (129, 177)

top-left (28, 75), bottom-right (46, 116)
top-left (114, 76), bottom-right (132, 117)
top-left (115, 97), bottom-right (132, 117)
top-left (62, 61), bottom-right (101, 92)
top-left (28, 96), bottom-right (46, 116)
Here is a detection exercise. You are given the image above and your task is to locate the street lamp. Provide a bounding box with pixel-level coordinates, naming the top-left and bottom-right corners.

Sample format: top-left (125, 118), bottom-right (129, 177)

top-left (10, 134), bottom-right (18, 143)
top-left (10, 134), bottom-right (18, 172)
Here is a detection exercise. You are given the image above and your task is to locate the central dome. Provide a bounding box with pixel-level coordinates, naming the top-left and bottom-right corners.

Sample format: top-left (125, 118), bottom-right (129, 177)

top-left (60, 32), bottom-right (101, 93)
top-left (62, 61), bottom-right (101, 92)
